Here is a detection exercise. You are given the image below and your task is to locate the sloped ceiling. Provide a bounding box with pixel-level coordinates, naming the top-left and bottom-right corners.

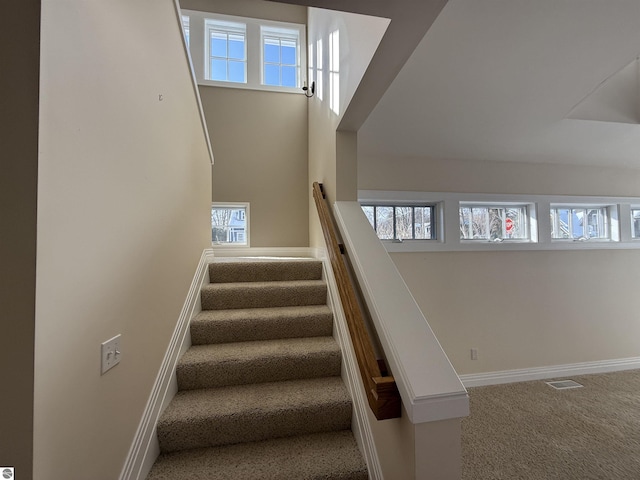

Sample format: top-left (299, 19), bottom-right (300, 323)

top-left (359, 0), bottom-right (640, 168)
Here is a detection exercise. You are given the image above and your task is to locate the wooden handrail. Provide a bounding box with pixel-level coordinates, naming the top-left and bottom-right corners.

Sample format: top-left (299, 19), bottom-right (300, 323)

top-left (313, 182), bottom-right (401, 420)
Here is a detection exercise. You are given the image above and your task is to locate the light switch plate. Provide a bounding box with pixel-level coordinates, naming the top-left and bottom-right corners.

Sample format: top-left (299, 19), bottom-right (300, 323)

top-left (101, 334), bottom-right (122, 374)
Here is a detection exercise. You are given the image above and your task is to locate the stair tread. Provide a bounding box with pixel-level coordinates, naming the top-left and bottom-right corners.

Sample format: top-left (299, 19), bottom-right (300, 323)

top-left (201, 280), bottom-right (327, 310)
top-left (192, 305), bottom-right (332, 340)
top-left (190, 305), bottom-right (333, 344)
top-left (157, 377), bottom-right (352, 452)
top-left (176, 337), bottom-right (341, 389)
top-left (160, 377), bottom-right (350, 424)
top-left (179, 336), bottom-right (340, 366)
top-left (147, 430), bottom-right (368, 480)
top-left (203, 279), bottom-right (326, 289)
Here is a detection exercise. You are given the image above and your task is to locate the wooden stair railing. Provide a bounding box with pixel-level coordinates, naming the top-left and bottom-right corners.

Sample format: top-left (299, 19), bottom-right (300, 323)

top-left (313, 182), bottom-right (401, 420)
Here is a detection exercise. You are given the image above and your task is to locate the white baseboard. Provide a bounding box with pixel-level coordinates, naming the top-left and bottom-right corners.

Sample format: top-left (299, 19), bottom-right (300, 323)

top-left (212, 246), bottom-right (315, 258)
top-left (317, 249), bottom-right (383, 480)
top-left (119, 248), bottom-right (214, 480)
top-left (459, 357), bottom-right (640, 388)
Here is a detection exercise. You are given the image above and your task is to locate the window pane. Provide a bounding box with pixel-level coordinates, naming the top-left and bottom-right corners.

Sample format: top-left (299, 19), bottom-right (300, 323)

top-left (264, 64), bottom-right (279, 85)
top-left (376, 207), bottom-right (394, 239)
top-left (414, 207), bottom-right (432, 239)
top-left (488, 208), bottom-right (504, 240)
top-left (211, 59), bottom-right (227, 81)
top-left (211, 35), bottom-right (227, 57)
top-left (281, 43), bottom-right (296, 65)
top-left (505, 207), bottom-right (527, 239)
top-left (395, 207), bottom-right (413, 240)
top-left (212, 206), bottom-right (247, 245)
top-left (586, 208), bottom-right (607, 239)
top-left (460, 205), bottom-right (528, 241)
top-left (459, 207), bottom-right (472, 239)
top-left (551, 208), bottom-right (572, 239)
top-left (228, 61), bottom-right (245, 83)
top-left (264, 41), bottom-right (280, 63)
top-left (632, 209), bottom-right (640, 238)
top-left (362, 206), bottom-right (375, 229)
top-left (472, 207), bottom-right (489, 239)
top-left (228, 35), bottom-right (245, 60)
top-left (551, 206), bottom-right (610, 240)
top-left (282, 66), bottom-right (296, 87)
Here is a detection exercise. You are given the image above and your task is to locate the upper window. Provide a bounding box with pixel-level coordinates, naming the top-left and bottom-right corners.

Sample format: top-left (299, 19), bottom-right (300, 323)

top-left (459, 204), bottom-right (531, 242)
top-left (262, 26), bottom-right (300, 88)
top-left (182, 10), bottom-right (306, 93)
top-left (550, 206), bottom-right (612, 241)
top-left (362, 205), bottom-right (435, 241)
top-left (206, 19), bottom-right (246, 83)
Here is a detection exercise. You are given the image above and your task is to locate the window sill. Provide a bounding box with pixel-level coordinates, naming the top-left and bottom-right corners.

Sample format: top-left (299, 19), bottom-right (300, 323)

top-left (198, 79), bottom-right (303, 95)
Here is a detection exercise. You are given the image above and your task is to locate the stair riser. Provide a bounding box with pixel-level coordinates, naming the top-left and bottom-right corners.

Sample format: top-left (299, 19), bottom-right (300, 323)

top-left (176, 351), bottom-right (342, 390)
top-left (190, 313), bottom-right (333, 345)
top-left (209, 261), bottom-right (323, 283)
top-left (157, 402), bottom-right (352, 452)
top-left (201, 283), bottom-right (327, 310)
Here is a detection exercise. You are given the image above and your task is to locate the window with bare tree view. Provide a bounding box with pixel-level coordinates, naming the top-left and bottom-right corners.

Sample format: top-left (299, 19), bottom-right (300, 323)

top-left (361, 205), bottom-right (435, 241)
top-left (459, 205), bottom-right (529, 241)
top-left (212, 204), bottom-right (248, 245)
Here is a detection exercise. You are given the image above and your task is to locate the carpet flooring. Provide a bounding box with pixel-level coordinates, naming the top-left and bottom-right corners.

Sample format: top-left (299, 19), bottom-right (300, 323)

top-left (146, 258), bottom-right (367, 480)
top-left (462, 369), bottom-right (640, 479)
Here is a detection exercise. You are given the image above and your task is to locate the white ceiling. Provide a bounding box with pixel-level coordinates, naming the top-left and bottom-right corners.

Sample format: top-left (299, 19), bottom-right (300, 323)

top-left (358, 0), bottom-right (640, 168)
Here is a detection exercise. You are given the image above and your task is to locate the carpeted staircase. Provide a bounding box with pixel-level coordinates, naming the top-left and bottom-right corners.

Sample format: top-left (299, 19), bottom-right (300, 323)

top-left (146, 258), bottom-right (368, 480)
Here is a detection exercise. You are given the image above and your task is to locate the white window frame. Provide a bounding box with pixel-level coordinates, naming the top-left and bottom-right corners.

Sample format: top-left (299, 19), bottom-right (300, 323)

top-left (182, 10), bottom-right (306, 94)
top-left (359, 190), bottom-right (640, 252)
top-left (631, 207), bottom-right (640, 239)
top-left (459, 202), bottom-right (533, 243)
top-left (549, 204), bottom-right (618, 242)
top-left (211, 202), bottom-right (250, 247)
top-left (261, 25), bottom-right (301, 88)
top-left (204, 18), bottom-right (247, 84)
top-left (361, 204), bottom-right (438, 242)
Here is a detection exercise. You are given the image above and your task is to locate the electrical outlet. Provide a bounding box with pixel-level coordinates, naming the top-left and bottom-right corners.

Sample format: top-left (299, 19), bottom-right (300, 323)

top-left (471, 348), bottom-right (478, 360)
top-left (101, 334), bottom-right (122, 374)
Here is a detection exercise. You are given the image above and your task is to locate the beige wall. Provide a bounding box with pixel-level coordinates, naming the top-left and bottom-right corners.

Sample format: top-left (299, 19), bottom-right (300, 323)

top-left (199, 87), bottom-right (309, 247)
top-left (307, 7), bottom-right (388, 247)
top-left (181, 0), bottom-right (310, 248)
top-left (35, 1), bottom-right (212, 478)
top-left (359, 155), bottom-right (640, 374)
top-left (0, 1), bottom-right (40, 476)
top-left (359, 154), bottom-right (640, 197)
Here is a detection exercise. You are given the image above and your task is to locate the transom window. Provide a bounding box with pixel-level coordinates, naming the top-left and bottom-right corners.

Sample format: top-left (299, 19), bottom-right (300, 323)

top-left (550, 206), bottom-right (610, 241)
top-left (459, 204), bottom-right (530, 242)
top-left (262, 26), bottom-right (300, 88)
top-left (362, 205), bottom-right (435, 240)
